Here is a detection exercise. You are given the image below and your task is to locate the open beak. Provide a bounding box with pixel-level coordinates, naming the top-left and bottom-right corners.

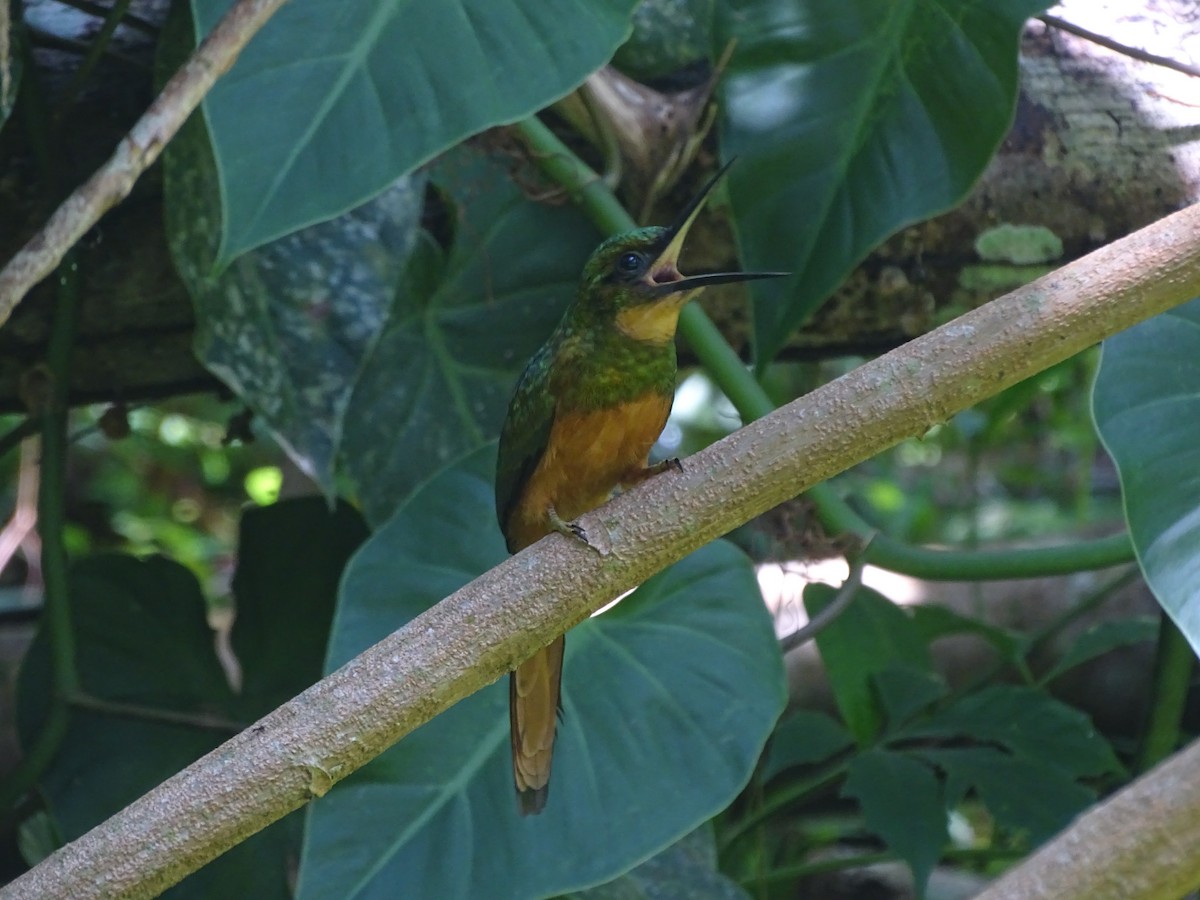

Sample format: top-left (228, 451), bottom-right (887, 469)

top-left (643, 159), bottom-right (789, 298)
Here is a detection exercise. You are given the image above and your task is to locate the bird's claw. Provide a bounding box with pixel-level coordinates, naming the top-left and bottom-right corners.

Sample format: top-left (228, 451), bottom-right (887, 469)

top-left (644, 457), bottom-right (683, 478)
top-left (547, 506), bottom-right (607, 555)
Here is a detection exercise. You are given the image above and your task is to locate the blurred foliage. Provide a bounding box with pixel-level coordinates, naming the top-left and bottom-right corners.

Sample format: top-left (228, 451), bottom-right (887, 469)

top-left (2, 0), bottom-right (1195, 898)
top-left (62, 397), bottom-right (278, 593)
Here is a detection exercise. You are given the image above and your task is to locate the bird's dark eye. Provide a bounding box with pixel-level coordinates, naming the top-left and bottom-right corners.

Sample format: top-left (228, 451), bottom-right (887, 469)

top-left (617, 252), bottom-right (644, 275)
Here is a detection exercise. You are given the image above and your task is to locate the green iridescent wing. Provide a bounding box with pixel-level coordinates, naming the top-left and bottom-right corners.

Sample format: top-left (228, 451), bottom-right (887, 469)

top-left (495, 346), bottom-right (556, 552)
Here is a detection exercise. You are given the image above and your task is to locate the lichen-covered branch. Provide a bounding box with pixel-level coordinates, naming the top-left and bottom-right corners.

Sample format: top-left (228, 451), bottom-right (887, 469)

top-left (0, 0), bottom-right (289, 328)
top-left (4, 203), bottom-right (1200, 899)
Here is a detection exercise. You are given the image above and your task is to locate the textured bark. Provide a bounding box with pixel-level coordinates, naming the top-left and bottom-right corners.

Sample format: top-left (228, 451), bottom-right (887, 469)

top-left (0, 0), bottom-right (289, 410)
top-left (2, 3), bottom-right (1198, 408)
top-left (701, 1), bottom-right (1200, 359)
top-left (976, 737), bottom-right (1200, 900)
top-left (3, 189), bottom-right (1199, 900)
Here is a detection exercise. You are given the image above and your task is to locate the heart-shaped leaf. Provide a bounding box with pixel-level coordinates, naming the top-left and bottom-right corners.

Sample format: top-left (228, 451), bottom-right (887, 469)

top-left (570, 825), bottom-right (748, 899)
top-left (919, 746), bottom-right (1093, 844)
top-left (761, 710), bottom-right (853, 781)
top-left (336, 149), bottom-right (602, 523)
top-left (804, 583), bottom-right (931, 744)
top-left (167, 73), bottom-right (601, 516)
top-left (843, 749), bottom-right (946, 894)
top-left (297, 446), bottom-right (785, 899)
top-left (716, 0), bottom-right (1048, 364)
top-left (16, 501), bottom-right (367, 898)
top-left (190, 0), bottom-right (640, 261)
top-left (1093, 300), bottom-right (1200, 653)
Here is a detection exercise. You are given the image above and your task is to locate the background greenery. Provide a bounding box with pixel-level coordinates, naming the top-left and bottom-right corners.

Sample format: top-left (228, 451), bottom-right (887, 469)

top-left (2, 0), bottom-right (1196, 898)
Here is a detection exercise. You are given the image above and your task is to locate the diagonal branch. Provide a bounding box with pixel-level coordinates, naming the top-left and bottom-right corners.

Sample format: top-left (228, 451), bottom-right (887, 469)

top-left (0, 0), bottom-right (290, 329)
top-left (4, 204), bottom-right (1200, 899)
top-left (977, 736), bottom-right (1200, 899)
top-left (1039, 14), bottom-right (1200, 80)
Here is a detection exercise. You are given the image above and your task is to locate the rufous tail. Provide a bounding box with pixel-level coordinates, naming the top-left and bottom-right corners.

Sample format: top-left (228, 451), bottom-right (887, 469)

top-left (509, 636), bottom-right (564, 816)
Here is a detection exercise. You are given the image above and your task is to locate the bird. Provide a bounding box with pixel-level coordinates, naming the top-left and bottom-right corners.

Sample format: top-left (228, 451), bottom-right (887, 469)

top-left (494, 161), bottom-right (785, 815)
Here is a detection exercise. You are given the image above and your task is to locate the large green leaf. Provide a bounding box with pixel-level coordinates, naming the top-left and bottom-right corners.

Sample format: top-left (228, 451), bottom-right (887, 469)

top-left (336, 150), bottom-right (601, 523)
top-left (190, 0), bottom-right (640, 262)
top-left (297, 446), bottom-right (785, 900)
top-left (903, 684), bottom-right (1121, 778)
top-left (902, 683), bottom-right (1121, 841)
top-left (167, 72), bottom-right (600, 516)
top-left (804, 583), bottom-right (931, 744)
top-left (228, 501), bottom-right (370, 716)
top-left (162, 2), bottom-right (424, 495)
top-left (761, 710), bottom-right (853, 781)
top-left (15, 500), bottom-right (367, 897)
top-left (843, 749), bottom-right (946, 894)
top-left (571, 825), bottom-right (748, 899)
top-left (919, 747), bottom-right (1094, 844)
top-left (1093, 300), bottom-right (1200, 653)
top-left (1038, 617), bottom-right (1158, 686)
top-left (716, 0), bottom-right (1048, 364)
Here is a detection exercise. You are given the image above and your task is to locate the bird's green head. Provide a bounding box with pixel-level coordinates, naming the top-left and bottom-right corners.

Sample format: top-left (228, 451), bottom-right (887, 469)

top-left (577, 161), bottom-right (786, 342)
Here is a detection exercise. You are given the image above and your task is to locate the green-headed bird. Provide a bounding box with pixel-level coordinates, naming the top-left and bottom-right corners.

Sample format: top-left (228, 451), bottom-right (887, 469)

top-left (495, 161), bottom-right (785, 814)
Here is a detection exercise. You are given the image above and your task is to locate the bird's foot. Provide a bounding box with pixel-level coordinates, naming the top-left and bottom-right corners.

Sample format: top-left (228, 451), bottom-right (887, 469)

top-left (547, 505), bottom-right (609, 556)
top-left (659, 457), bottom-right (684, 475)
top-left (623, 457), bottom-right (684, 488)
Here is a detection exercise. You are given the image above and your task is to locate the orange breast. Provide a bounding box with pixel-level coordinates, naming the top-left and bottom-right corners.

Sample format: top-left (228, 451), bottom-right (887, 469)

top-left (505, 391), bottom-right (673, 551)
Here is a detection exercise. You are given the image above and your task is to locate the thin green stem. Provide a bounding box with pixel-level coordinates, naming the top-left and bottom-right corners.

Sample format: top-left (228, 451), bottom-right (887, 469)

top-left (0, 54), bottom-right (82, 816)
top-left (739, 844), bottom-right (1027, 888)
top-left (813, 484), bottom-right (1136, 580)
top-left (53, 0), bottom-right (157, 35)
top-left (677, 303), bottom-right (774, 420)
top-left (1136, 614), bottom-right (1194, 772)
top-left (1031, 567), bottom-right (1141, 678)
top-left (68, 692), bottom-right (244, 734)
top-left (0, 253), bottom-right (81, 814)
top-left (510, 116), bottom-right (634, 233)
top-left (780, 539), bottom-right (872, 652)
top-left (719, 759), bottom-right (848, 853)
top-left (54, 0), bottom-right (135, 121)
top-left (511, 114), bottom-right (1137, 582)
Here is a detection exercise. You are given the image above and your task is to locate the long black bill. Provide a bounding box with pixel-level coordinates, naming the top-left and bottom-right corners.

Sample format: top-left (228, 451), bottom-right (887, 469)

top-left (647, 269), bottom-right (789, 298)
top-left (645, 158), bottom-right (789, 297)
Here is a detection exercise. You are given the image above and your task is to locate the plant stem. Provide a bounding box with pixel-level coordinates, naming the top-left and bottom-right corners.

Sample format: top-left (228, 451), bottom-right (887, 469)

top-left (780, 542), bottom-right (871, 651)
top-left (740, 844), bottom-right (1027, 888)
top-left (54, 0), bottom-right (158, 35)
top-left (512, 116), bottom-right (1137, 582)
top-left (54, 0), bottom-right (136, 120)
top-left (719, 760), bottom-right (848, 853)
top-left (0, 255), bottom-right (81, 815)
top-left (0, 50), bottom-right (82, 817)
top-left (812, 485), bottom-right (1135, 579)
top-left (68, 693), bottom-right (244, 734)
top-left (510, 116), bottom-right (634, 233)
top-left (1031, 568), bottom-right (1142, 678)
top-left (1136, 614), bottom-right (1194, 772)
top-left (0, 0), bottom-right (292, 321)
top-left (1038, 15), bottom-right (1200, 79)
top-left (8, 160), bottom-right (1200, 900)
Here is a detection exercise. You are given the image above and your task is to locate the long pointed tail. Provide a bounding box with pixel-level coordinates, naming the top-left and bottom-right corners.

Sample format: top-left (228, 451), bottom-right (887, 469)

top-left (509, 635), bottom-right (565, 816)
